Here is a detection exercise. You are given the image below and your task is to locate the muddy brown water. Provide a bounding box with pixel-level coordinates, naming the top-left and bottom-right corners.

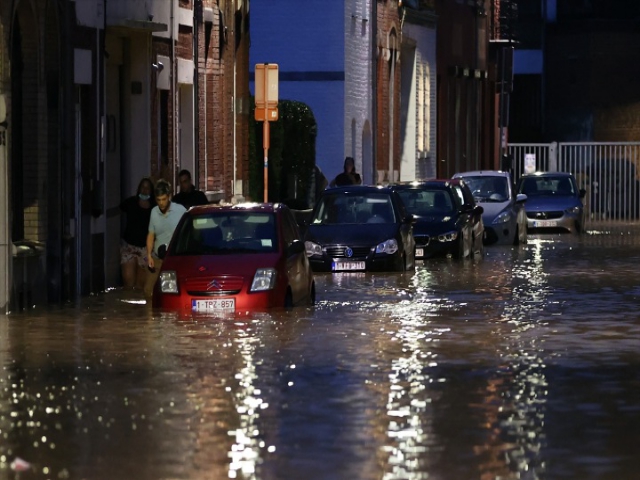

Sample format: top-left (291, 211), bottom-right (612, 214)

top-left (1, 228), bottom-right (640, 479)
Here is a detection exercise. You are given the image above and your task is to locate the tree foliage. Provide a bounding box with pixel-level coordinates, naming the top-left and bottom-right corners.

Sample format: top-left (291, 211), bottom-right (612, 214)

top-left (249, 98), bottom-right (317, 206)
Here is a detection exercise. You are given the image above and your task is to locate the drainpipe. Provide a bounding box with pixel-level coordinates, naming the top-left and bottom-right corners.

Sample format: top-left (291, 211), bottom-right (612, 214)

top-left (388, 43), bottom-right (395, 183)
top-left (372, 0), bottom-right (378, 184)
top-left (232, 1), bottom-right (238, 197)
top-left (194, 1), bottom-right (201, 187)
top-left (204, 57), bottom-right (208, 191)
top-left (171, 0), bottom-right (177, 187)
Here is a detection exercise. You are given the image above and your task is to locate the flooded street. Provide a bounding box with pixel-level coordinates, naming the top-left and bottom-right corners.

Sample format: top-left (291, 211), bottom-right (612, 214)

top-left (2, 229), bottom-right (640, 479)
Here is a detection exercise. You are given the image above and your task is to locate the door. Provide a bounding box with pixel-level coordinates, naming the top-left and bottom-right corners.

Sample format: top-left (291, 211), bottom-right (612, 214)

top-left (105, 63), bottom-right (122, 287)
top-left (179, 85), bottom-right (195, 180)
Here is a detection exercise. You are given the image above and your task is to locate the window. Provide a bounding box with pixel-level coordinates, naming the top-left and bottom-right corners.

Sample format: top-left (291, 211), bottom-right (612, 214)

top-left (174, 212), bottom-right (277, 254)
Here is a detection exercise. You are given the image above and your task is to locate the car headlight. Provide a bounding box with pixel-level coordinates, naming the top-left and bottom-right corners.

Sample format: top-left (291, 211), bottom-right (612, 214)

top-left (437, 231), bottom-right (458, 242)
top-left (492, 211), bottom-right (512, 224)
top-left (159, 271), bottom-right (178, 294)
top-left (305, 241), bottom-right (323, 257)
top-left (565, 206), bottom-right (581, 214)
top-left (250, 268), bottom-right (277, 292)
top-left (375, 238), bottom-right (399, 255)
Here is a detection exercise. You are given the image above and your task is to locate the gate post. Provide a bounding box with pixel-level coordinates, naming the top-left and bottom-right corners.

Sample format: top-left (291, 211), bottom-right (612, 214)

top-left (549, 142), bottom-right (558, 172)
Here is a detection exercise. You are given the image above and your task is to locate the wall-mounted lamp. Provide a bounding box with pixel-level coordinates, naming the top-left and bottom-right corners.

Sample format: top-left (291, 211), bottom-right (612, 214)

top-left (152, 61), bottom-right (164, 72)
top-left (351, 14), bottom-right (369, 22)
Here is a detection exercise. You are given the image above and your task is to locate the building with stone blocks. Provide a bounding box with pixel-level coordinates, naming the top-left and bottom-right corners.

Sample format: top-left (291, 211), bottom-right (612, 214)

top-left (0, 0), bottom-right (249, 313)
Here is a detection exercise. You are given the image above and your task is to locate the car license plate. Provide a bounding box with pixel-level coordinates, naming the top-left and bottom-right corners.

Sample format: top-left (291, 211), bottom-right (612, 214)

top-left (415, 248), bottom-right (424, 257)
top-left (332, 261), bottom-right (366, 271)
top-left (192, 298), bottom-right (235, 313)
top-left (533, 220), bottom-right (557, 227)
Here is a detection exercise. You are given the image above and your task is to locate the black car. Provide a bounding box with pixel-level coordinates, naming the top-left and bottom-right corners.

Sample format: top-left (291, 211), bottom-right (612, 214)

top-left (303, 186), bottom-right (416, 272)
top-left (391, 180), bottom-right (484, 259)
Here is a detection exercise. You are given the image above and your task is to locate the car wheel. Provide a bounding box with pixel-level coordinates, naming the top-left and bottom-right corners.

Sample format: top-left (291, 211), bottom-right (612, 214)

top-left (284, 290), bottom-right (294, 309)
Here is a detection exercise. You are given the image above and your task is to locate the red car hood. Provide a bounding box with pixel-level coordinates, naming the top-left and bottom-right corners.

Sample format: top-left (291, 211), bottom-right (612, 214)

top-left (162, 253), bottom-right (281, 280)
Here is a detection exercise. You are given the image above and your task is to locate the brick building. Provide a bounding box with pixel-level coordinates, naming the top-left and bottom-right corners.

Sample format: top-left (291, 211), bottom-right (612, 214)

top-left (249, 0), bottom-right (439, 185)
top-left (510, 0), bottom-right (640, 143)
top-left (0, 0), bottom-right (249, 313)
top-left (435, 0), bottom-right (499, 177)
top-left (250, 0), bottom-right (372, 183)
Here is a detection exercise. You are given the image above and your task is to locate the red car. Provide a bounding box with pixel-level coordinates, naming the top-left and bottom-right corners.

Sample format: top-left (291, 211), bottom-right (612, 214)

top-left (152, 203), bottom-right (315, 313)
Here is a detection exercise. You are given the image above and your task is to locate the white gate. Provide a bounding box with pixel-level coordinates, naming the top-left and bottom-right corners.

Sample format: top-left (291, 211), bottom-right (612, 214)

top-left (509, 142), bottom-right (640, 225)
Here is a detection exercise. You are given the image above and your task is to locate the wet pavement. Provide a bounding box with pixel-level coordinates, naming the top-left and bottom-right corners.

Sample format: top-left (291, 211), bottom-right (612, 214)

top-left (2, 227), bottom-right (640, 479)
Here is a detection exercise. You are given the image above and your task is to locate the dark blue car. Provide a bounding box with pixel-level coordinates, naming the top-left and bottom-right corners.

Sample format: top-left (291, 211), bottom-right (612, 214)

top-left (391, 180), bottom-right (484, 259)
top-left (303, 186), bottom-right (416, 272)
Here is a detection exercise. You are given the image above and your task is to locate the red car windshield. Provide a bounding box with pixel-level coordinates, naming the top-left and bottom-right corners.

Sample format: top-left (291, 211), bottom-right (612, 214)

top-left (173, 212), bottom-right (277, 255)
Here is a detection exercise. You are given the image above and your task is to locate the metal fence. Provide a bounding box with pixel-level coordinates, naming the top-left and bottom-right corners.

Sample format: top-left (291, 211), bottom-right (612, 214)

top-left (509, 142), bottom-right (640, 225)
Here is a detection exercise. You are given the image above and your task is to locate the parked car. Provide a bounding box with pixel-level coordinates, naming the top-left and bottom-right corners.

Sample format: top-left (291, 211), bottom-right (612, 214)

top-left (391, 180), bottom-right (484, 259)
top-left (453, 170), bottom-right (528, 245)
top-left (516, 172), bottom-right (586, 233)
top-left (303, 185), bottom-right (415, 272)
top-left (152, 203), bottom-right (315, 313)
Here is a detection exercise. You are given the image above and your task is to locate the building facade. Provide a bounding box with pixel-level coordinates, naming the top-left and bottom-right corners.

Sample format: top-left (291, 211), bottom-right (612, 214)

top-left (512, 0), bottom-right (640, 143)
top-left (400, 1), bottom-right (438, 181)
top-left (435, 0), bottom-right (499, 178)
top-left (0, 0), bottom-right (249, 313)
top-left (249, 0), bottom-right (439, 185)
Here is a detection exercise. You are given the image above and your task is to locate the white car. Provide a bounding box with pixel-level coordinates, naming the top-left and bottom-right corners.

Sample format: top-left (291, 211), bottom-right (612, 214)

top-left (453, 170), bottom-right (528, 245)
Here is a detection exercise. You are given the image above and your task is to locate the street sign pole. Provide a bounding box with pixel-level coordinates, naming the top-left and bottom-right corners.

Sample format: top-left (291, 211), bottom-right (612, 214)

top-left (254, 63), bottom-right (279, 203)
top-left (263, 119), bottom-right (270, 203)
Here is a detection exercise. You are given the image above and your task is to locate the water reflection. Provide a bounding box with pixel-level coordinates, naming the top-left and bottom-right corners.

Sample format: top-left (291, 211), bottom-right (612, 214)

top-left (226, 321), bottom-right (269, 479)
top-left (1, 230), bottom-right (640, 478)
top-left (486, 238), bottom-right (549, 478)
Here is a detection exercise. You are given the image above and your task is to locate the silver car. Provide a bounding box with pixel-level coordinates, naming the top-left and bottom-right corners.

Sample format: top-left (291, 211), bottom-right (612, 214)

top-left (453, 171), bottom-right (528, 245)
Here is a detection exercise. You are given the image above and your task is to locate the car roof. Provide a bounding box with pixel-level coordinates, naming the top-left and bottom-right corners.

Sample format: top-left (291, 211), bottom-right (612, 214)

top-left (187, 202), bottom-right (284, 215)
top-left (390, 179), bottom-right (462, 190)
top-left (323, 185), bottom-right (395, 194)
top-left (519, 171), bottom-right (575, 178)
top-left (454, 170), bottom-right (511, 178)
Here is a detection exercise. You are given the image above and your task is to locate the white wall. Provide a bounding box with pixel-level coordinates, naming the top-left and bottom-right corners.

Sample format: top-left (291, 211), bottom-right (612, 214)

top-left (403, 22), bottom-right (437, 180)
top-left (249, 0), bottom-right (346, 180)
top-left (179, 84), bottom-right (195, 180)
top-left (125, 33), bottom-right (152, 196)
top-left (400, 43), bottom-right (417, 182)
top-left (344, 0), bottom-right (374, 184)
top-left (0, 116), bottom-right (7, 312)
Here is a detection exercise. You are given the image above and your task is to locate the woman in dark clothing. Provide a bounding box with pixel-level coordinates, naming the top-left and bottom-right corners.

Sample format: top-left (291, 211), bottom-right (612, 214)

top-left (330, 156), bottom-right (362, 187)
top-left (120, 177), bottom-right (155, 289)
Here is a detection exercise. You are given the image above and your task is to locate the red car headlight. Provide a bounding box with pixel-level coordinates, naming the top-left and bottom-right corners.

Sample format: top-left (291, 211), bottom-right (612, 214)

top-left (250, 268), bottom-right (277, 292)
top-left (159, 271), bottom-right (178, 294)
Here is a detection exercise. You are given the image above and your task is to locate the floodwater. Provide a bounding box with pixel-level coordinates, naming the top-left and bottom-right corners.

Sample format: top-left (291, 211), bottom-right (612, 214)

top-left (2, 228), bottom-right (640, 480)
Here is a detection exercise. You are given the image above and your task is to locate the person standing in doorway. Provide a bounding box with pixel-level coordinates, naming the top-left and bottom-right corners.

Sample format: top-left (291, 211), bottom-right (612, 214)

top-left (173, 169), bottom-right (209, 208)
top-left (144, 180), bottom-right (187, 298)
top-left (330, 157), bottom-right (362, 187)
top-left (120, 177), bottom-right (156, 290)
